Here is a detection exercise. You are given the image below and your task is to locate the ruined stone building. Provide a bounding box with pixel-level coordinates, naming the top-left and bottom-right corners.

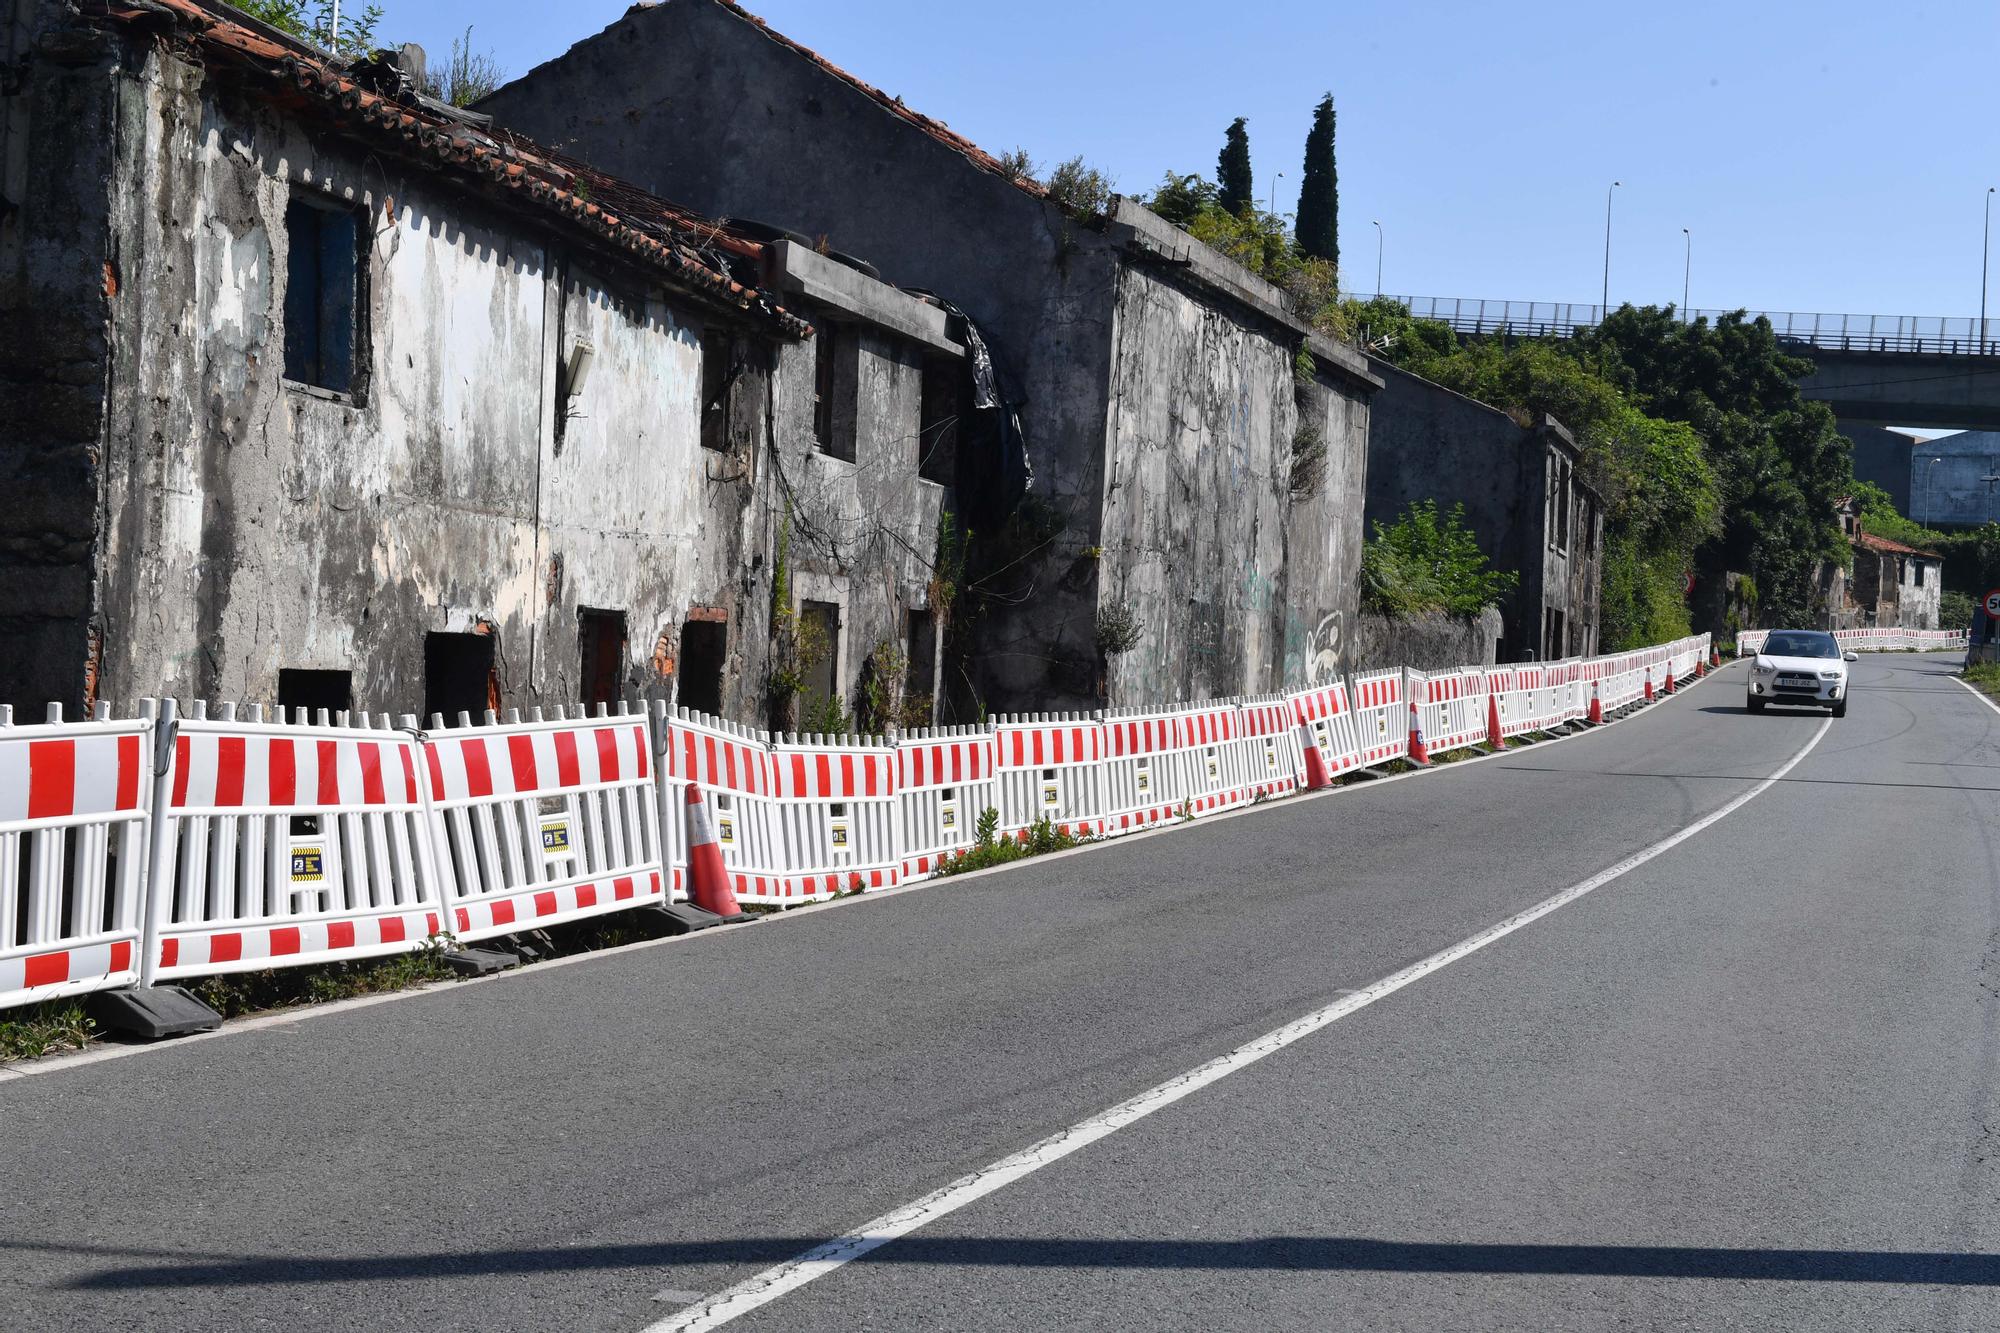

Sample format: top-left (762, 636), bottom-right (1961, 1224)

top-left (1826, 506), bottom-right (1942, 631)
top-left (2, 0), bottom-right (956, 727)
top-left (1361, 362), bottom-right (1603, 660)
top-left (480, 0), bottom-right (1380, 713)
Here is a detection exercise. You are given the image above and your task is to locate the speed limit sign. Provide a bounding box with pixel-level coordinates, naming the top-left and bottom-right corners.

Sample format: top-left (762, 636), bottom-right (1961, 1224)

top-left (1985, 589), bottom-right (2000, 620)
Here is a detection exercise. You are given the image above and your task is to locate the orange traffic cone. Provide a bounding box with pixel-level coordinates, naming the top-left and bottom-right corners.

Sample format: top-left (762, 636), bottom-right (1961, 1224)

top-left (1643, 665), bottom-right (1655, 702)
top-left (1408, 700), bottom-right (1430, 765)
top-left (1296, 722), bottom-right (1330, 790)
top-left (685, 784), bottom-right (747, 922)
top-left (1588, 679), bottom-right (1604, 725)
top-left (1695, 655), bottom-right (1707, 678)
top-left (1709, 646), bottom-right (1722, 668)
top-left (1663, 663), bottom-right (1677, 694)
top-left (1486, 692), bottom-right (1507, 749)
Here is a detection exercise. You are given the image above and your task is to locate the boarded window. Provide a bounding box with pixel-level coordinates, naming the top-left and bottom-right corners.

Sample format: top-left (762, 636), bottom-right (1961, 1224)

top-left (918, 358), bottom-right (962, 485)
top-left (700, 328), bottom-right (732, 452)
top-left (679, 618), bottom-right (726, 716)
top-left (277, 669), bottom-right (352, 721)
top-left (1915, 561), bottom-right (1926, 588)
top-left (801, 600), bottom-right (840, 715)
top-left (283, 197), bottom-right (362, 394)
top-left (425, 631), bottom-right (497, 722)
top-left (578, 608), bottom-right (627, 709)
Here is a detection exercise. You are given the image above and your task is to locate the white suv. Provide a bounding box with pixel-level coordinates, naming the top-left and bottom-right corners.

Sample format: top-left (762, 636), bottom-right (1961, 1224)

top-left (1746, 629), bottom-right (1857, 717)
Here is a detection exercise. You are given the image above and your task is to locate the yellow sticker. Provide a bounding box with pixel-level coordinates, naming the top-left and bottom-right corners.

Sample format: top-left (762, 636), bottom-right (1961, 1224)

top-left (290, 846), bottom-right (325, 883)
top-left (540, 820), bottom-right (572, 856)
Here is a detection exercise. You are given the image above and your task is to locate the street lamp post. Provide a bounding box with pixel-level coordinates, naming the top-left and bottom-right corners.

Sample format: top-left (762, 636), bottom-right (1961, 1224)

top-left (1927, 457), bottom-right (1942, 525)
top-left (1984, 187), bottom-right (1996, 350)
top-left (1269, 172), bottom-right (1283, 218)
top-left (1372, 220), bottom-right (1383, 295)
top-left (1983, 471), bottom-right (2000, 525)
top-left (1601, 180), bottom-right (1622, 319)
top-left (1681, 227), bottom-right (1691, 319)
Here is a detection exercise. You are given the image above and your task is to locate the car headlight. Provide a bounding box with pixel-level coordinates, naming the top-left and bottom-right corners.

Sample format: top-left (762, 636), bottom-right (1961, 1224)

top-left (1818, 670), bottom-right (1841, 680)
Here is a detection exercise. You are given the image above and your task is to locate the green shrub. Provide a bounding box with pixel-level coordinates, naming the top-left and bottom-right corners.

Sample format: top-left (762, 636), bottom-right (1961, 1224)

top-left (1361, 501), bottom-right (1517, 617)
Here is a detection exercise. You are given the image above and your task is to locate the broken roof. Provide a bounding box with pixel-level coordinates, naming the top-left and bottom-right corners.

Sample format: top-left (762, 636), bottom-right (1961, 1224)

top-left (1854, 528), bottom-right (1942, 560)
top-left (83, 0), bottom-right (813, 337)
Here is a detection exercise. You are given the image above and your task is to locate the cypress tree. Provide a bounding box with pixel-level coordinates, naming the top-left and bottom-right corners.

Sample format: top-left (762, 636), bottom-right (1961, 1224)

top-left (1295, 94), bottom-right (1338, 266)
top-left (1217, 117), bottom-right (1253, 217)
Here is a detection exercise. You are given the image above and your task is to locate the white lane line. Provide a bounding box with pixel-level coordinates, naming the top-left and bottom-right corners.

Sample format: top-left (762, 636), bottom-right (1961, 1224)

top-left (647, 712), bottom-right (1833, 1332)
top-left (1949, 674), bottom-right (2000, 719)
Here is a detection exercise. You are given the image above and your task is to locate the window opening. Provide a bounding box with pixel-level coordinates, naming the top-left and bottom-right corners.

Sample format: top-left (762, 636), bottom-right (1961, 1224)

top-left (283, 197), bottom-right (363, 394)
top-left (578, 608), bottom-right (627, 709)
top-left (679, 618), bottom-right (727, 716)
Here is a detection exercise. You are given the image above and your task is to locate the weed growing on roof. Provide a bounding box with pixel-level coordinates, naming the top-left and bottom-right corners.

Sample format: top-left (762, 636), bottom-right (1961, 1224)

top-left (0, 999), bottom-right (98, 1064)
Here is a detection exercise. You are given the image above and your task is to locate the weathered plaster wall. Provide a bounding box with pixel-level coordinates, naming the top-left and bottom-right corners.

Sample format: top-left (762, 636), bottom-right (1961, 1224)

top-left (1346, 609), bottom-right (1502, 674)
top-left (479, 0), bottom-right (1120, 713)
top-left (1364, 361), bottom-right (1601, 659)
top-left (1096, 264), bottom-right (1367, 703)
top-left (769, 325), bottom-right (944, 731)
top-left (85, 45), bottom-right (786, 715)
top-left (0, 1), bottom-right (117, 711)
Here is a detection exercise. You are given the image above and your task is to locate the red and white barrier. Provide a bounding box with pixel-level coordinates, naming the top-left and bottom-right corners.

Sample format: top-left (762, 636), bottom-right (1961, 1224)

top-left (994, 713), bottom-right (1107, 842)
top-left (1100, 707), bottom-right (1195, 834)
top-left (144, 703), bottom-right (444, 983)
top-left (0, 704), bottom-right (153, 1010)
top-left (1289, 679), bottom-right (1367, 780)
top-left (667, 709), bottom-right (788, 905)
top-left (767, 732), bottom-right (900, 898)
top-left (1348, 669), bottom-right (1408, 766)
top-left (422, 705), bottom-right (663, 943)
top-left (1408, 666), bottom-right (1488, 756)
top-left (896, 726), bottom-right (998, 882)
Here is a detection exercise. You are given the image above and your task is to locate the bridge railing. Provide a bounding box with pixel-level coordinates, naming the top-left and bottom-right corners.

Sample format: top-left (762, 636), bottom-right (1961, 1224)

top-left (1344, 294), bottom-right (2000, 357)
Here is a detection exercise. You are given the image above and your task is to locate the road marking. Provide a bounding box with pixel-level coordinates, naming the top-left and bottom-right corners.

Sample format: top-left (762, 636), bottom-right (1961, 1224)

top-left (1949, 674), bottom-right (2000, 719)
top-left (648, 710), bottom-right (1831, 1332)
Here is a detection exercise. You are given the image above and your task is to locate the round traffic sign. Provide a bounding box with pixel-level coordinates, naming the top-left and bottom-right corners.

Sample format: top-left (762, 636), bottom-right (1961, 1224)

top-left (1985, 589), bottom-right (2000, 620)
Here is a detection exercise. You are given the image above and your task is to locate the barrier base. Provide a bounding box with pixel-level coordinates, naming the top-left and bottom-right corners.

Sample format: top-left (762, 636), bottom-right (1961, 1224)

top-left (647, 902), bottom-right (732, 934)
top-left (443, 947), bottom-right (520, 976)
top-left (493, 930), bottom-right (557, 965)
top-left (87, 986), bottom-right (222, 1040)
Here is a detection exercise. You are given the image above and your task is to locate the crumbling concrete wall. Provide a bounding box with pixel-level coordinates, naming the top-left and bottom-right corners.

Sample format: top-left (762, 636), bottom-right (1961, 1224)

top-left (1346, 609), bottom-right (1503, 674)
top-left (0, 0), bottom-right (118, 712)
top-left (82, 41), bottom-right (790, 716)
top-left (1095, 263), bottom-right (1367, 703)
top-left (478, 0), bottom-right (1119, 715)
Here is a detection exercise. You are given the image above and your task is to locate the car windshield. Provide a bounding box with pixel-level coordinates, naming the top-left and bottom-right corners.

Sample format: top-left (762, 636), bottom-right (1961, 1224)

top-left (1764, 632), bottom-right (1838, 659)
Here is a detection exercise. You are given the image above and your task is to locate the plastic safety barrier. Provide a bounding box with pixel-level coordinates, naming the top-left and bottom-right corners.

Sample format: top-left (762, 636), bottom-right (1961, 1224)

top-left (1348, 669), bottom-right (1409, 766)
top-left (667, 710), bottom-right (789, 905)
top-left (423, 705), bottom-right (664, 944)
top-left (144, 703), bottom-right (445, 983)
top-left (993, 713), bottom-right (1107, 842)
top-left (1100, 707), bottom-right (1197, 834)
top-left (896, 726), bottom-right (998, 882)
top-left (767, 733), bottom-right (900, 898)
top-left (0, 704), bottom-right (153, 1010)
top-left (1288, 679), bottom-right (1367, 778)
top-left (1409, 666), bottom-right (1488, 755)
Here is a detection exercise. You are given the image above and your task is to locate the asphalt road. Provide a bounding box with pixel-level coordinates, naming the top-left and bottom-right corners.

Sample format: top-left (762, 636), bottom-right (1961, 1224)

top-left (4, 654), bottom-right (1997, 1331)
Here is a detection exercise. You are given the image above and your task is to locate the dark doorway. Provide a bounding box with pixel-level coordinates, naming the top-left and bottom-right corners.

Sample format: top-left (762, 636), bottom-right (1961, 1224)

top-left (679, 618), bottom-right (727, 716)
top-left (801, 600), bottom-right (840, 715)
top-left (277, 669), bottom-right (352, 722)
top-left (578, 608), bottom-right (627, 710)
top-left (904, 609), bottom-right (936, 725)
top-left (425, 631), bottom-right (497, 722)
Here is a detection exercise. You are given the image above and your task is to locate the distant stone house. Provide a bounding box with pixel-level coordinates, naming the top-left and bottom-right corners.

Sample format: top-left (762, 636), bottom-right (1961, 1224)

top-left (1819, 502), bottom-right (1942, 630)
top-left (2, 0), bottom-right (956, 726)
top-left (478, 0), bottom-right (1381, 714)
top-left (1361, 361), bottom-right (1603, 660)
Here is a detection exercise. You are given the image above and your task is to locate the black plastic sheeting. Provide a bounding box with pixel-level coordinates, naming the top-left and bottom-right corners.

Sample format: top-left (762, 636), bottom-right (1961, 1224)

top-left (925, 296), bottom-right (1032, 526)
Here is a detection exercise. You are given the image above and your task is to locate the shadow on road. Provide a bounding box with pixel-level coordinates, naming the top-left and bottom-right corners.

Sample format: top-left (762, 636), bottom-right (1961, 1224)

top-left (15, 1234), bottom-right (2000, 1289)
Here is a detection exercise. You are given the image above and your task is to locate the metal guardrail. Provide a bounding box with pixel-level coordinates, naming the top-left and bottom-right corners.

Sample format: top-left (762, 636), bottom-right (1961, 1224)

top-left (1346, 294), bottom-right (2000, 357)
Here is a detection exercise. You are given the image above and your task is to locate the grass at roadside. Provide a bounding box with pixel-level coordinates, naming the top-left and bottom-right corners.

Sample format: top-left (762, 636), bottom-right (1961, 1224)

top-left (1964, 662), bottom-right (2000, 699)
top-left (0, 999), bottom-right (99, 1062)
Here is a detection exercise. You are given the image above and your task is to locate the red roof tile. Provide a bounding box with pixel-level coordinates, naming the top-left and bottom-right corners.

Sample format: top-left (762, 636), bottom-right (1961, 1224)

top-left (86, 0), bottom-right (812, 337)
top-left (1853, 529), bottom-right (1942, 559)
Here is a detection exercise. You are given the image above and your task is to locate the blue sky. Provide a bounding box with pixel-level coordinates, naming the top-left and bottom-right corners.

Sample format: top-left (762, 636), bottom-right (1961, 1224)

top-left (393, 0), bottom-right (2000, 321)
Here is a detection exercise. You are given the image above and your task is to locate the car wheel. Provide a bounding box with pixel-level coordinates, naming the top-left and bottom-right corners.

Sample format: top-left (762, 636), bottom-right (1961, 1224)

top-left (1747, 696), bottom-right (1765, 714)
top-left (1831, 700), bottom-right (1847, 718)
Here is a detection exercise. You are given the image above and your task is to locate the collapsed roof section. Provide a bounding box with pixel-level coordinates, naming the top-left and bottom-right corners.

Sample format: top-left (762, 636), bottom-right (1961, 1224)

top-left (81, 0), bottom-right (814, 338)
